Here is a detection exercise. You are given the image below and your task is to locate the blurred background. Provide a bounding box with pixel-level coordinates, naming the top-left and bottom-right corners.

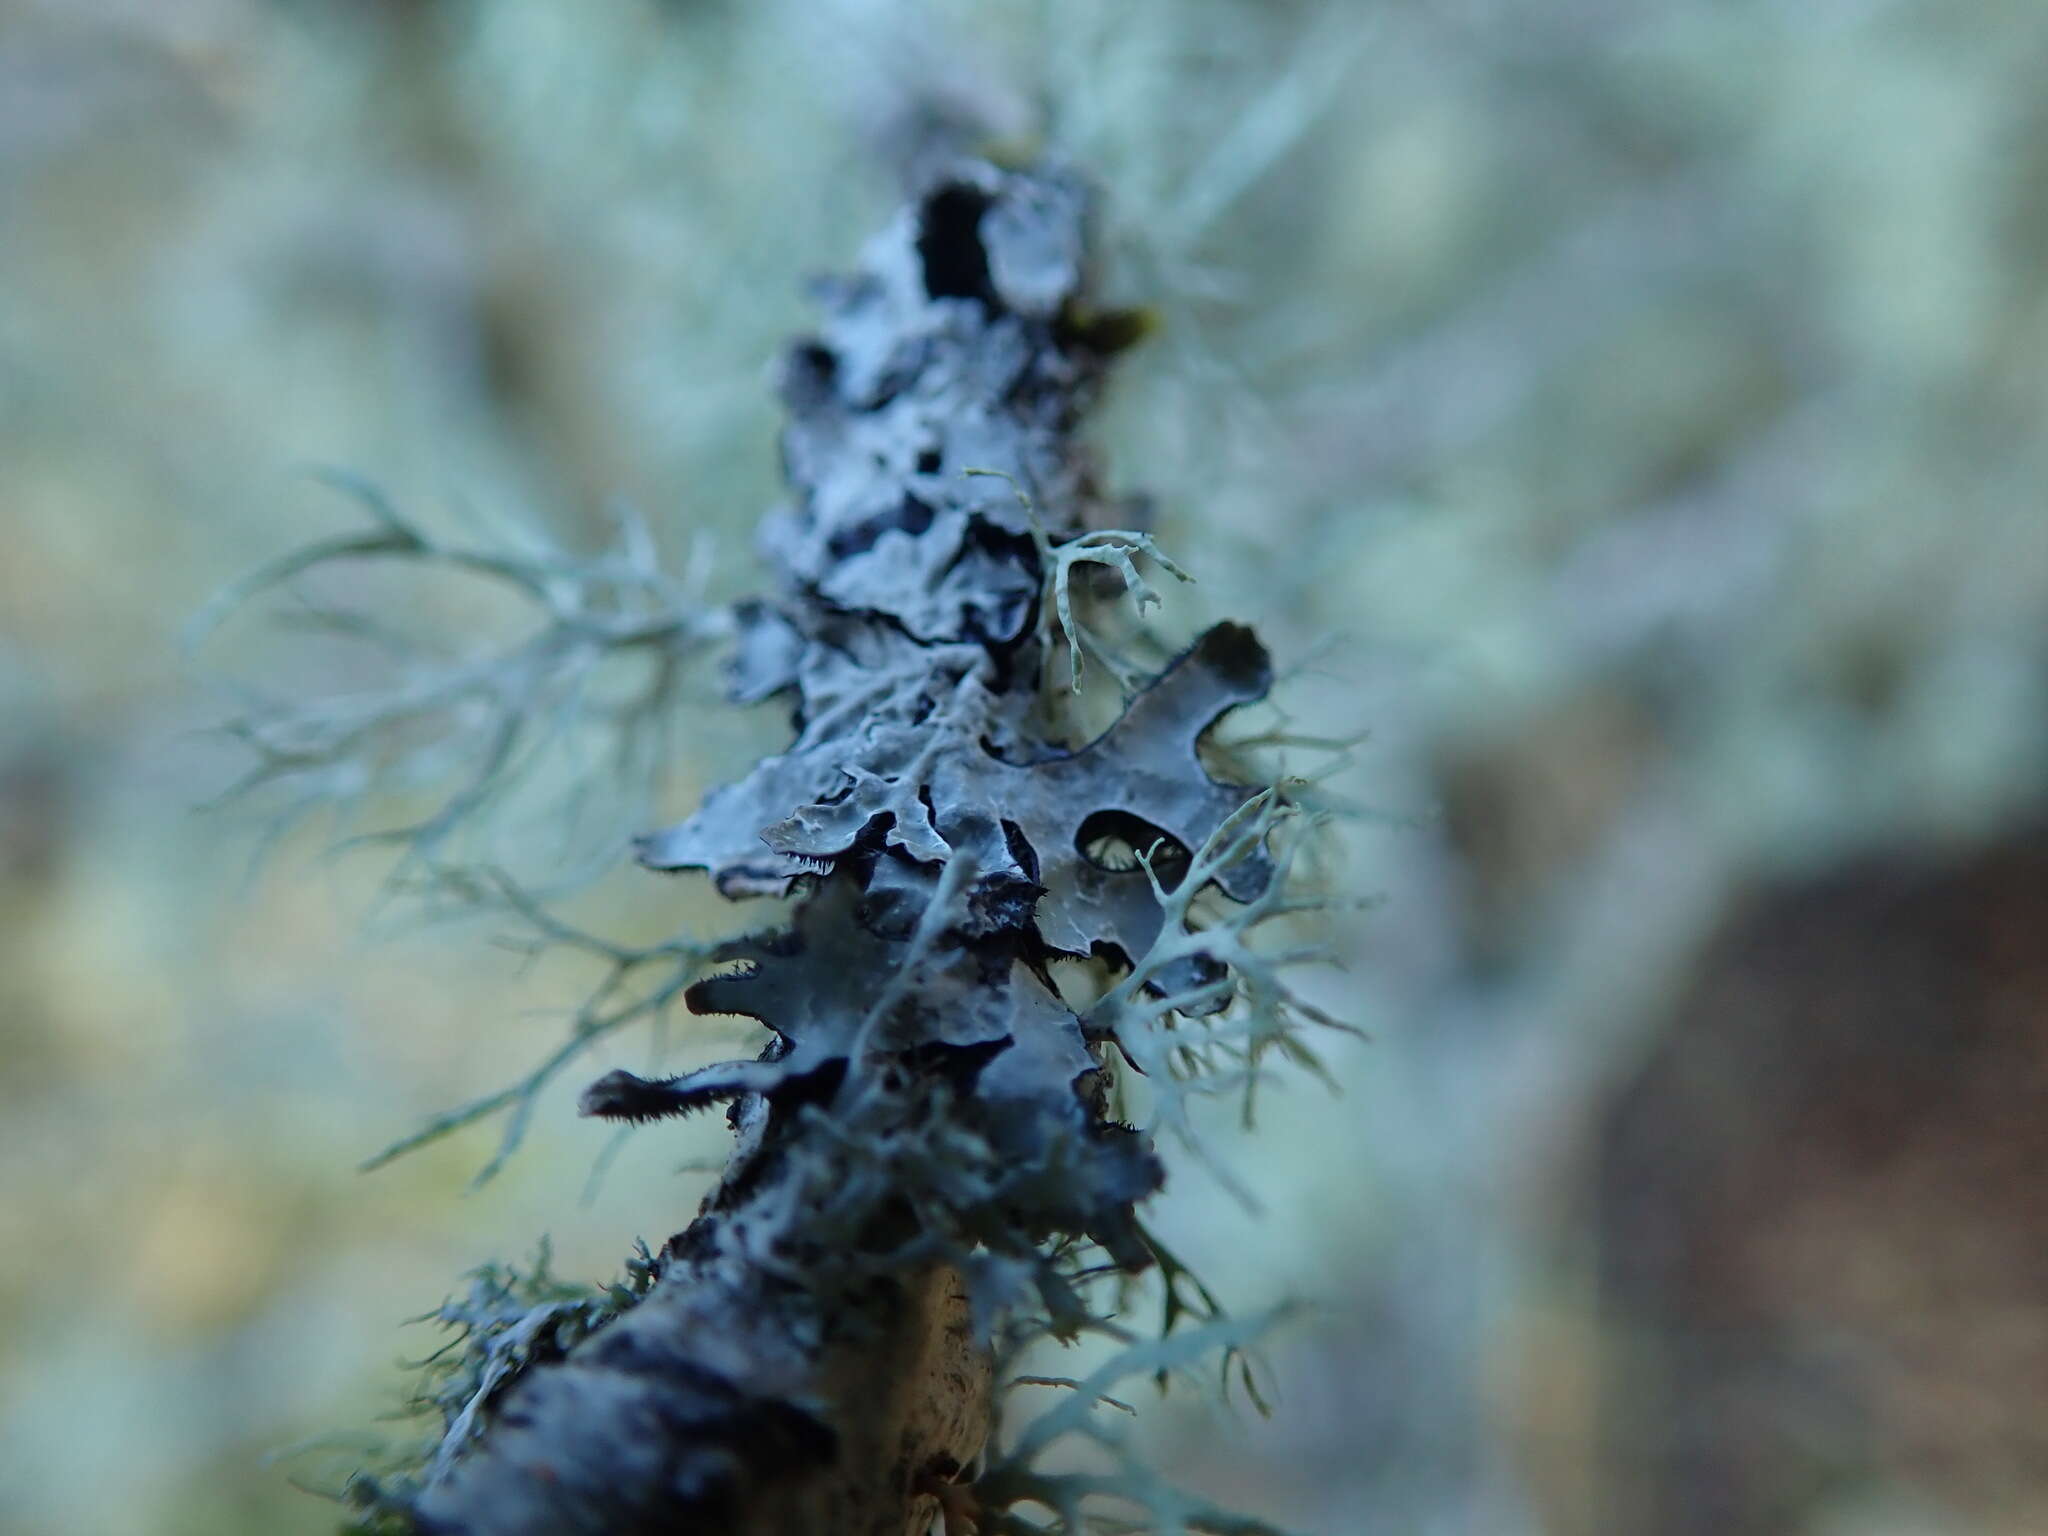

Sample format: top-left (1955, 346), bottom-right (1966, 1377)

top-left (5, 1), bottom-right (2048, 1532)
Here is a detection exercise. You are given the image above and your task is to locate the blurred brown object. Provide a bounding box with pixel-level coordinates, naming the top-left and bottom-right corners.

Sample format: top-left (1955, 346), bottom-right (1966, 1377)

top-left (1582, 832), bottom-right (2048, 1534)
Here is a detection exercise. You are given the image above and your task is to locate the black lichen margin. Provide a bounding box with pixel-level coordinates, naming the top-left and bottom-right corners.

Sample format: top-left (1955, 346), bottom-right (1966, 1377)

top-left (359, 161), bottom-right (1289, 1536)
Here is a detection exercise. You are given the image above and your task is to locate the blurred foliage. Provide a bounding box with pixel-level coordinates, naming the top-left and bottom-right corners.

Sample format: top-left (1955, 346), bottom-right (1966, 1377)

top-left (4, 1), bottom-right (2046, 1533)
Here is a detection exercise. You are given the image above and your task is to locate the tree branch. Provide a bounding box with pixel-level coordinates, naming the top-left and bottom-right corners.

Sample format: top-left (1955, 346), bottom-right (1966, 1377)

top-left (318, 160), bottom-right (1336, 1536)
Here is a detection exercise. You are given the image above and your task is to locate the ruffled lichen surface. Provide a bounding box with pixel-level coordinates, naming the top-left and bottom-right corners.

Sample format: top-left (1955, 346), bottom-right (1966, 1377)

top-left (338, 161), bottom-right (1324, 1536)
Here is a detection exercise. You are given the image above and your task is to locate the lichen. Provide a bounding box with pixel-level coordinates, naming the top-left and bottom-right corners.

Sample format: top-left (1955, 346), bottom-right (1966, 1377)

top-left (221, 158), bottom-right (1345, 1536)
top-left (335, 1241), bottom-right (658, 1531)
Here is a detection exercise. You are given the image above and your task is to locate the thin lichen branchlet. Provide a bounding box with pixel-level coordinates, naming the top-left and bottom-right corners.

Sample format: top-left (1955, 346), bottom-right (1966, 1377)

top-left (341, 1242), bottom-right (660, 1528)
top-left (225, 161), bottom-right (1346, 1535)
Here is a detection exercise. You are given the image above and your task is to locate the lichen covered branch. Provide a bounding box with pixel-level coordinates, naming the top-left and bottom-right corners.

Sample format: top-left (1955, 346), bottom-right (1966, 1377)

top-left (322, 161), bottom-right (1336, 1536)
